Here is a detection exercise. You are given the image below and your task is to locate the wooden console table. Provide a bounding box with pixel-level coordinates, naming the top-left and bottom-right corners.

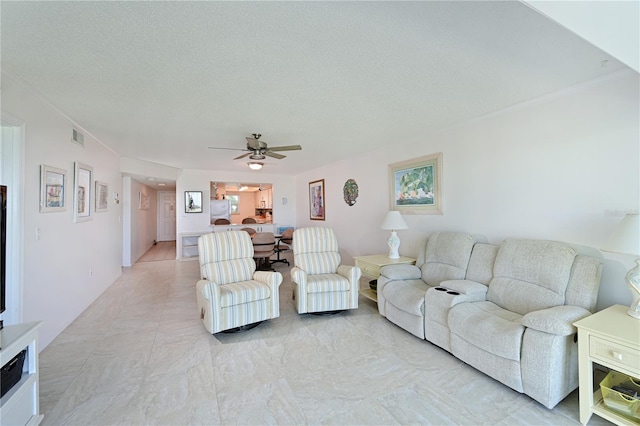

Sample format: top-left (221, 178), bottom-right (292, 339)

top-left (354, 254), bottom-right (416, 302)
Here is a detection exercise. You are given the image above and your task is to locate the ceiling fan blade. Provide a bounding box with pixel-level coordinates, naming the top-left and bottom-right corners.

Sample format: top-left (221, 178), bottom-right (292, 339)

top-left (267, 145), bottom-right (302, 152)
top-left (233, 152), bottom-right (252, 160)
top-left (208, 147), bottom-right (247, 151)
top-left (264, 151), bottom-right (286, 160)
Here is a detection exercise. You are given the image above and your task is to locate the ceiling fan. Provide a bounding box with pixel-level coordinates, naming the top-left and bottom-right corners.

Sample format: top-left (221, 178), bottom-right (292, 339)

top-left (208, 133), bottom-right (302, 160)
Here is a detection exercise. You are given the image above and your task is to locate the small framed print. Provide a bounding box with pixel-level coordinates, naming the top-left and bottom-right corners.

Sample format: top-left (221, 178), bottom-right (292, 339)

top-left (95, 181), bottom-right (108, 213)
top-left (309, 179), bottom-right (325, 221)
top-left (74, 162), bottom-right (93, 222)
top-left (40, 165), bottom-right (66, 213)
top-left (185, 191), bottom-right (203, 213)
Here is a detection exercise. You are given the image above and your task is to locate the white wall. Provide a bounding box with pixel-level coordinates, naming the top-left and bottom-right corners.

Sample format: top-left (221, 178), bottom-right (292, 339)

top-left (2, 71), bottom-right (124, 348)
top-left (177, 169), bottom-right (296, 234)
top-left (127, 179), bottom-right (158, 265)
top-left (295, 70), bottom-right (640, 311)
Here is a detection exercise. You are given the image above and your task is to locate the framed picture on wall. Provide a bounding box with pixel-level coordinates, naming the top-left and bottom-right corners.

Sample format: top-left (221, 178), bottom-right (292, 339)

top-left (139, 192), bottom-right (150, 210)
top-left (74, 162), bottom-right (93, 222)
top-left (40, 165), bottom-right (66, 213)
top-left (185, 191), bottom-right (203, 213)
top-left (95, 181), bottom-right (108, 213)
top-left (309, 179), bottom-right (325, 221)
top-left (389, 152), bottom-right (443, 215)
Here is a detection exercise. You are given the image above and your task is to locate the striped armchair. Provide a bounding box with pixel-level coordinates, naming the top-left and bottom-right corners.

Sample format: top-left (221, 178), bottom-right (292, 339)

top-left (291, 227), bottom-right (362, 314)
top-left (196, 231), bottom-right (283, 333)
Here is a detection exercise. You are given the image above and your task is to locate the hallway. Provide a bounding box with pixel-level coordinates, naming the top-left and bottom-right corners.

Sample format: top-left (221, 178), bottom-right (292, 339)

top-left (137, 241), bottom-right (176, 262)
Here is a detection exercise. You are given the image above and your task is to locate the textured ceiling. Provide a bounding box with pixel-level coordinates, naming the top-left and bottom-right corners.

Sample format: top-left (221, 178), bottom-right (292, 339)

top-left (0, 1), bottom-right (628, 178)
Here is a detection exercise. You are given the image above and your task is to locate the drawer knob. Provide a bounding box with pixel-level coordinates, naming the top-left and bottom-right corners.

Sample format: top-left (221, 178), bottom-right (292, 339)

top-left (611, 351), bottom-right (624, 361)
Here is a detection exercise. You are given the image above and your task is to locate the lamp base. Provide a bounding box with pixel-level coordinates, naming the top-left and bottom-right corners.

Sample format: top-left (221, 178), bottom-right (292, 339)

top-left (625, 258), bottom-right (640, 320)
top-left (387, 231), bottom-right (400, 259)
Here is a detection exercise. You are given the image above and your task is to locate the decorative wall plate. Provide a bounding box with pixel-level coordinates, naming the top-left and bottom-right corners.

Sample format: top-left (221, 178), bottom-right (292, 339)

top-left (343, 179), bottom-right (359, 206)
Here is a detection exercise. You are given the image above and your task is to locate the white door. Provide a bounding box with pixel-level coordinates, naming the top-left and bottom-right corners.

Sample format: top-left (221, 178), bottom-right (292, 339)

top-left (157, 191), bottom-right (176, 241)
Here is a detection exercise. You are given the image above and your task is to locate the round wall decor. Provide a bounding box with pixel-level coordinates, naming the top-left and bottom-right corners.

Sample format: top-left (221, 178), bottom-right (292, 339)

top-left (343, 179), bottom-right (359, 206)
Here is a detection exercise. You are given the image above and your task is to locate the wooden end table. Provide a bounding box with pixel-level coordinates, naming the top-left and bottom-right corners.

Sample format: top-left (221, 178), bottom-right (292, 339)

top-left (354, 254), bottom-right (416, 302)
top-left (574, 304), bottom-right (640, 425)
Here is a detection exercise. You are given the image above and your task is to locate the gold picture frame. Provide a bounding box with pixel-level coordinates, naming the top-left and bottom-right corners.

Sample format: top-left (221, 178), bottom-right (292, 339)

top-left (389, 152), bottom-right (443, 215)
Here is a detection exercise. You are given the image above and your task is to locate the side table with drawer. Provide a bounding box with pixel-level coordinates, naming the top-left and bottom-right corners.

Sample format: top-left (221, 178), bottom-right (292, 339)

top-left (574, 304), bottom-right (640, 425)
top-left (354, 254), bottom-right (416, 303)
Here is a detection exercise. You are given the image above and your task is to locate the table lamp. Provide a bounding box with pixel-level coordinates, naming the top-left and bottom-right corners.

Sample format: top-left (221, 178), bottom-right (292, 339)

top-left (603, 213), bottom-right (640, 319)
top-left (381, 211), bottom-right (408, 259)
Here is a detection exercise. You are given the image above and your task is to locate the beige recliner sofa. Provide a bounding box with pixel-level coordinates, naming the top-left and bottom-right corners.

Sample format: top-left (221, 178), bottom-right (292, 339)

top-left (377, 232), bottom-right (602, 409)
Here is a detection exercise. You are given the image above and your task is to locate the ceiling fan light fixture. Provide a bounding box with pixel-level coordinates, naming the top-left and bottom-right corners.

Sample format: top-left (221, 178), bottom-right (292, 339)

top-left (248, 162), bottom-right (263, 170)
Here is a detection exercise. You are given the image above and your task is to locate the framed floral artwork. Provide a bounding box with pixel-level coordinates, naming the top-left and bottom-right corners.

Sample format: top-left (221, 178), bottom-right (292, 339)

top-left (389, 152), bottom-right (443, 215)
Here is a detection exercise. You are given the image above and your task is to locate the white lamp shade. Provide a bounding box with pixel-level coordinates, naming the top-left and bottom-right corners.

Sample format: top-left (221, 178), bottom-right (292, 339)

top-left (381, 211), bottom-right (408, 230)
top-left (604, 213), bottom-right (640, 256)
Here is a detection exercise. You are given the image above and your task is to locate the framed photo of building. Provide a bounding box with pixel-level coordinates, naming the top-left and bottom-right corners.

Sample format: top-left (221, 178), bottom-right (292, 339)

top-left (40, 165), bottom-right (66, 213)
top-left (309, 179), bottom-right (325, 220)
top-left (74, 162), bottom-right (93, 222)
top-left (389, 152), bottom-right (443, 215)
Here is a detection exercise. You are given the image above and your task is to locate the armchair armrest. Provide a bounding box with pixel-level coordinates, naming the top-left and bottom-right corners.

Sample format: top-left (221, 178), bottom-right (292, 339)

top-left (380, 264), bottom-right (421, 280)
top-left (253, 271), bottom-right (284, 288)
top-left (196, 279), bottom-right (218, 301)
top-left (522, 305), bottom-right (592, 336)
top-left (337, 264), bottom-right (362, 283)
top-left (291, 266), bottom-right (307, 285)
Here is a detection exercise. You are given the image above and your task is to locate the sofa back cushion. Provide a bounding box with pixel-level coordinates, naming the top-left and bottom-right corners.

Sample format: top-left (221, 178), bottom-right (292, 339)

top-left (293, 227), bottom-right (341, 274)
top-left (565, 255), bottom-right (602, 311)
top-left (198, 231), bottom-right (256, 284)
top-left (487, 239), bottom-right (576, 315)
top-left (420, 232), bottom-right (475, 286)
top-left (465, 243), bottom-right (499, 285)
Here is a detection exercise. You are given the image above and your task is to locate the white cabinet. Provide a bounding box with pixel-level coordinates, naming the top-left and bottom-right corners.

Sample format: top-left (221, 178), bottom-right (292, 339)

top-left (255, 189), bottom-right (272, 208)
top-left (212, 224), bottom-right (274, 234)
top-left (0, 322), bottom-right (43, 426)
top-left (178, 231), bottom-right (208, 261)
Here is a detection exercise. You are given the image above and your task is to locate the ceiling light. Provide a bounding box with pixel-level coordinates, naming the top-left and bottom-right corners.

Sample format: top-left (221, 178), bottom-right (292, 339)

top-left (248, 162), bottom-right (263, 170)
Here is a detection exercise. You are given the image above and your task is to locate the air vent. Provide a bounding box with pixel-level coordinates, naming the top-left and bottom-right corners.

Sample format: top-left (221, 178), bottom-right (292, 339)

top-left (72, 128), bottom-right (84, 147)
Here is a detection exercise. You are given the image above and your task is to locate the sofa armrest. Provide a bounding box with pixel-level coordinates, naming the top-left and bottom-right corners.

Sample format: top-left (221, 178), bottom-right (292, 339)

top-left (253, 271), bottom-right (284, 288)
top-left (438, 279), bottom-right (487, 299)
top-left (522, 305), bottom-right (592, 336)
top-left (337, 264), bottom-right (362, 283)
top-left (380, 264), bottom-right (421, 280)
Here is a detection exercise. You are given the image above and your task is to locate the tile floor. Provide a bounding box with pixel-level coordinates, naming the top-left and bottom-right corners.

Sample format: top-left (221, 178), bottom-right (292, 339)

top-left (38, 253), bottom-right (613, 425)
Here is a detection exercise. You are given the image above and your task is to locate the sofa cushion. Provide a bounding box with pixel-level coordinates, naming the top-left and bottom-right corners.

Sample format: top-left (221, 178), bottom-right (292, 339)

top-left (465, 243), bottom-right (499, 285)
top-left (449, 301), bottom-right (525, 361)
top-left (421, 232), bottom-right (475, 286)
top-left (487, 239), bottom-right (576, 316)
top-left (383, 279), bottom-right (431, 316)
